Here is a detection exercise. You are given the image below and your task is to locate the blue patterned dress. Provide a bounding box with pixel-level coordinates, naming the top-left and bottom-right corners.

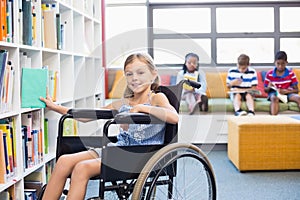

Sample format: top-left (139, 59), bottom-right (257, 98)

top-left (113, 104), bottom-right (166, 146)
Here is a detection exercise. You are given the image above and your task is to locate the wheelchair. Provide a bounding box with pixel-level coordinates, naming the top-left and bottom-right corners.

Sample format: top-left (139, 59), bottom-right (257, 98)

top-left (38, 80), bottom-right (217, 200)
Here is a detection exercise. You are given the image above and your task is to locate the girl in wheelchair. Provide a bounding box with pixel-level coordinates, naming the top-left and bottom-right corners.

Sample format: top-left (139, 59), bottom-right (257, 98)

top-left (40, 53), bottom-right (179, 200)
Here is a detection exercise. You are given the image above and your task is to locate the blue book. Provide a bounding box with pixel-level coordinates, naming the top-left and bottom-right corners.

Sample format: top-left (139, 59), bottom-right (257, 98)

top-left (2, 133), bottom-right (9, 175)
top-left (0, 50), bottom-right (8, 99)
top-left (22, 0), bottom-right (32, 45)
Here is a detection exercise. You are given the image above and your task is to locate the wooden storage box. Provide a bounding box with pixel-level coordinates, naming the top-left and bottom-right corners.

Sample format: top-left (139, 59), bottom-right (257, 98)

top-left (227, 116), bottom-right (300, 171)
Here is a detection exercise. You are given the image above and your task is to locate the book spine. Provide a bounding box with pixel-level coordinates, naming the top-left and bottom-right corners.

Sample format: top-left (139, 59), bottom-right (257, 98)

top-left (0, 130), bottom-right (7, 183)
top-left (2, 133), bottom-right (10, 176)
top-left (44, 118), bottom-right (48, 154)
top-left (0, 0), bottom-right (7, 41)
top-left (56, 13), bottom-right (61, 50)
top-left (22, 0), bottom-right (32, 45)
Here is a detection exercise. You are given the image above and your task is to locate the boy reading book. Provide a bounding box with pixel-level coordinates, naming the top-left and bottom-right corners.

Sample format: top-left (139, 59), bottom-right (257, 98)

top-left (264, 51), bottom-right (300, 115)
top-left (226, 54), bottom-right (258, 116)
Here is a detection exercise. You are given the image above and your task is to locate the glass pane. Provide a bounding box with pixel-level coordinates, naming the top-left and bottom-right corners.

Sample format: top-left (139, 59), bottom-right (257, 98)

top-left (106, 6), bottom-right (148, 67)
top-left (216, 38), bottom-right (274, 63)
top-left (280, 38), bottom-right (300, 63)
top-left (153, 8), bottom-right (211, 33)
top-left (153, 39), bottom-right (211, 64)
top-left (216, 7), bottom-right (274, 33)
top-left (280, 7), bottom-right (300, 32)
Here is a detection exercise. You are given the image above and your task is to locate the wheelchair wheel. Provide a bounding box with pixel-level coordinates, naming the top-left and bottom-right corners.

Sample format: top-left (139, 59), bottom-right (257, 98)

top-left (132, 143), bottom-right (217, 200)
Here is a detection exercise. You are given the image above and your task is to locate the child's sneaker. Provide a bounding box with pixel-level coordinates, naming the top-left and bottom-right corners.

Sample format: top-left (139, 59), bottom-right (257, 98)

top-left (247, 111), bottom-right (255, 116)
top-left (235, 109), bottom-right (247, 116)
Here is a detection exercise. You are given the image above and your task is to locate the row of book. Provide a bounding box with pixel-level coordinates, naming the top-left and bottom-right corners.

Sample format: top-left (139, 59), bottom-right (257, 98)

top-left (0, 49), bottom-right (15, 114)
top-left (21, 111), bottom-right (43, 170)
top-left (23, 162), bottom-right (54, 200)
top-left (0, 48), bottom-right (60, 111)
top-left (13, 1), bottom-right (66, 49)
top-left (0, 117), bottom-right (16, 184)
top-left (0, 160), bottom-right (54, 199)
top-left (42, 3), bottom-right (65, 50)
top-left (24, 180), bottom-right (43, 200)
top-left (0, 111), bottom-right (45, 184)
top-left (0, 0), bottom-right (14, 43)
top-left (19, 0), bottom-right (38, 45)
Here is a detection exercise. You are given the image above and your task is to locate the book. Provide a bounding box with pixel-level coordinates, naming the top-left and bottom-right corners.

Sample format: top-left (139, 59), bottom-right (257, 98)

top-left (0, 124), bottom-right (13, 176)
top-left (269, 86), bottom-right (288, 103)
top-left (21, 125), bottom-right (28, 169)
top-left (18, 8), bottom-right (23, 44)
top-left (52, 71), bottom-right (58, 101)
top-left (43, 9), bottom-right (57, 49)
top-left (0, 190), bottom-right (10, 200)
top-left (22, 0), bottom-right (32, 45)
top-left (0, 0), bottom-right (7, 41)
top-left (24, 180), bottom-right (43, 197)
top-left (44, 118), bottom-right (48, 154)
top-left (0, 129), bottom-right (6, 183)
top-left (228, 88), bottom-right (261, 96)
top-left (8, 118), bottom-right (17, 171)
top-left (2, 133), bottom-right (10, 176)
top-left (56, 13), bottom-right (62, 49)
top-left (32, 13), bottom-right (36, 45)
top-left (24, 188), bottom-right (37, 200)
top-left (0, 50), bottom-right (8, 101)
top-left (22, 113), bottom-right (32, 168)
top-left (1, 60), bottom-right (14, 112)
top-left (5, 61), bottom-right (15, 112)
top-left (21, 68), bottom-right (48, 108)
top-left (6, 0), bottom-right (13, 42)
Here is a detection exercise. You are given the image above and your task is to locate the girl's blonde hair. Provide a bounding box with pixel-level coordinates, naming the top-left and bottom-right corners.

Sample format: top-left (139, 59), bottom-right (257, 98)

top-left (123, 53), bottom-right (160, 98)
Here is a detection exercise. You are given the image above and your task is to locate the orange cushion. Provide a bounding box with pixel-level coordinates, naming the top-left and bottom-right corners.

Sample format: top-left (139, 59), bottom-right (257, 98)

top-left (206, 72), bottom-right (229, 98)
top-left (108, 70), bottom-right (127, 99)
top-left (292, 69), bottom-right (300, 95)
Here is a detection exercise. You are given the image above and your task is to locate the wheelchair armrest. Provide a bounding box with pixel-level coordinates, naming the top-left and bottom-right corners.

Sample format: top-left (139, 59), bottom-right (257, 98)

top-left (67, 108), bottom-right (118, 119)
top-left (114, 112), bottom-right (164, 124)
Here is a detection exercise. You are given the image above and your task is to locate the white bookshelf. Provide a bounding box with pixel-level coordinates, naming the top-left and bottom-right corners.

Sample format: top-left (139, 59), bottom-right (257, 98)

top-left (0, 0), bottom-right (104, 198)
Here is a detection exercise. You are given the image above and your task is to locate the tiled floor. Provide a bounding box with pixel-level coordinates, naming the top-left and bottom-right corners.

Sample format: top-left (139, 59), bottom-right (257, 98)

top-left (84, 149), bottom-right (300, 200)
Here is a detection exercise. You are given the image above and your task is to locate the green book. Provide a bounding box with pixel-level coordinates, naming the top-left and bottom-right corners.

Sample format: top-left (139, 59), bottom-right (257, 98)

top-left (44, 118), bottom-right (48, 154)
top-left (21, 68), bottom-right (48, 108)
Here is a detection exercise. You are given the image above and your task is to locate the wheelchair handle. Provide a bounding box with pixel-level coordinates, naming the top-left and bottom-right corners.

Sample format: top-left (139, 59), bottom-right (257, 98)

top-left (67, 108), bottom-right (118, 119)
top-left (114, 112), bottom-right (164, 124)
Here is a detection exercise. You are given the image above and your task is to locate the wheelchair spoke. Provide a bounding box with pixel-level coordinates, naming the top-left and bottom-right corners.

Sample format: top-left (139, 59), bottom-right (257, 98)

top-left (132, 144), bottom-right (217, 200)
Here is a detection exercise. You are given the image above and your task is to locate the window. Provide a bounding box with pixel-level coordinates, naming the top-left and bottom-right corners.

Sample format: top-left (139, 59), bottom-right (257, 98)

top-left (217, 38), bottom-right (274, 64)
top-left (153, 38), bottom-right (211, 64)
top-left (105, 4), bottom-right (148, 67)
top-left (280, 7), bottom-right (300, 32)
top-left (280, 38), bottom-right (300, 63)
top-left (153, 8), bottom-right (211, 34)
top-left (149, 2), bottom-right (300, 66)
top-left (216, 7), bottom-right (274, 33)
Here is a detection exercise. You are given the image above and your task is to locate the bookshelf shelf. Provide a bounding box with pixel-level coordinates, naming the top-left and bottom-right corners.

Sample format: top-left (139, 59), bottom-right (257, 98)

top-left (0, 0), bottom-right (104, 198)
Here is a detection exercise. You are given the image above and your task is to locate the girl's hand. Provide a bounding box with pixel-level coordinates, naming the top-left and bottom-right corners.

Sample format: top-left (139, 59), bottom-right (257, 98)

top-left (129, 104), bottom-right (145, 113)
top-left (40, 91), bottom-right (56, 110)
top-left (39, 88), bottom-right (68, 115)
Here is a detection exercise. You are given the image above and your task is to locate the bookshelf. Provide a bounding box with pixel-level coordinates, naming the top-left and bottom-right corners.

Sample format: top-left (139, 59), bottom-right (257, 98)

top-left (0, 0), bottom-right (104, 199)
